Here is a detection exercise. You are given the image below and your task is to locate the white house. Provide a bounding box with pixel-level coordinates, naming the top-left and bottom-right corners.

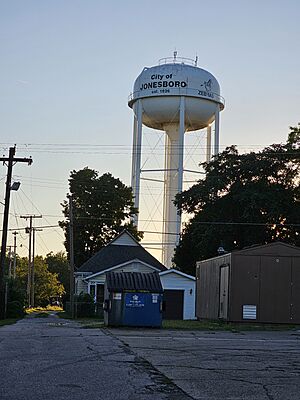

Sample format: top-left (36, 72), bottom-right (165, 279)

top-left (75, 230), bottom-right (196, 320)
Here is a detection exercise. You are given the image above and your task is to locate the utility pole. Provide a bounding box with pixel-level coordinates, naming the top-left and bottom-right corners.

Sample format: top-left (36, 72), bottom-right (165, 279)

top-left (4, 246), bottom-right (12, 317)
top-left (68, 195), bottom-right (75, 318)
top-left (31, 227), bottom-right (42, 308)
top-left (7, 246), bottom-right (12, 279)
top-left (0, 146), bottom-right (32, 319)
top-left (12, 231), bottom-right (18, 279)
top-left (20, 215), bottom-right (42, 307)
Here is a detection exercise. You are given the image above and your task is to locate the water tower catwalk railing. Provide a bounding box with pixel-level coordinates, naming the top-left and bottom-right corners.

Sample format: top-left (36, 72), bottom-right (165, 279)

top-left (129, 58), bottom-right (225, 267)
top-left (128, 88), bottom-right (225, 109)
top-left (158, 56), bottom-right (198, 66)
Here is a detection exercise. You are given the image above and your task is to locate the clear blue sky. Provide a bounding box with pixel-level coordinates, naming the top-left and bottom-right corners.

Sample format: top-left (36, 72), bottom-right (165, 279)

top-left (0, 0), bottom-right (299, 258)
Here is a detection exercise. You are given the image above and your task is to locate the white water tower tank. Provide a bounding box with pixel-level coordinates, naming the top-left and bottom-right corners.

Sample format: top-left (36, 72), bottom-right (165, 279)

top-left (129, 55), bottom-right (225, 267)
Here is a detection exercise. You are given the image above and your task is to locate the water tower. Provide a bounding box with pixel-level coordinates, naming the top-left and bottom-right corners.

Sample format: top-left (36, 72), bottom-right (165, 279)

top-left (128, 54), bottom-right (225, 267)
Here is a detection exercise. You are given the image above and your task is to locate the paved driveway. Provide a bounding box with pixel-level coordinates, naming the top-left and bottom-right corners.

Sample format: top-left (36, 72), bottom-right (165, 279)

top-left (109, 328), bottom-right (300, 400)
top-left (0, 314), bottom-right (188, 400)
top-left (1, 315), bottom-right (300, 400)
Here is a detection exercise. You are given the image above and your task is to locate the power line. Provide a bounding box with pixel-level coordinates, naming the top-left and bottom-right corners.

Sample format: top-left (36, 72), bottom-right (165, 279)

top-left (0, 224), bottom-right (60, 232)
top-left (6, 220), bottom-right (299, 231)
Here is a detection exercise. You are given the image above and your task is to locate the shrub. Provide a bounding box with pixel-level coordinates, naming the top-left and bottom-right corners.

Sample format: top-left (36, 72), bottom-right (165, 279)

top-left (74, 293), bottom-right (95, 317)
top-left (7, 301), bottom-right (25, 318)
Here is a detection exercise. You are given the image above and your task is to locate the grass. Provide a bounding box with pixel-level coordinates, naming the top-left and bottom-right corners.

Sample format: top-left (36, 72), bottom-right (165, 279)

top-left (26, 306), bottom-right (63, 319)
top-left (162, 319), bottom-right (300, 332)
top-left (0, 318), bottom-right (20, 327)
top-left (56, 310), bottom-right (70, 319)
top-left (79, 320), bottom-right (105, 329)
top-left (56, 311), bottom-right (104, 328)
top-left (57, 311), bottom-right (300, 332)
top-left (26, 305), bottom-right (63, 315)
top-left (34, 312), bottom-right (49, 318)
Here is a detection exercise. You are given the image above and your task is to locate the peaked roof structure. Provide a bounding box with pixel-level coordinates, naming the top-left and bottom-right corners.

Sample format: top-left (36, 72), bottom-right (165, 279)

top-left (77, 230), bottom-right (167, 274)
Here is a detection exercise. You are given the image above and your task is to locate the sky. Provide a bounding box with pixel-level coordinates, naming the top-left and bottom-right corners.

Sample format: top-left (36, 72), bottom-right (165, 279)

top-left (0, 0), bottom-right (299, 260)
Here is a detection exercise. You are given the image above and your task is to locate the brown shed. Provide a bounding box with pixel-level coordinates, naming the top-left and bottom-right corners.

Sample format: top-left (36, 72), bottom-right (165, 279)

top-left (196, 242), bottom-right (300, 324)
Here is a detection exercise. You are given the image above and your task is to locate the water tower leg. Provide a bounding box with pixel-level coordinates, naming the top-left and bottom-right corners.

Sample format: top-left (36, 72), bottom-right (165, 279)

top-left (176, 96), bottom-right (185, 237)
top-left (131, 100), bottom-right (143, 225)
top-left (214, 106), bottom-right (220, 155)
top-left (206, 125), bottom-right (212, 162)
top-left (162, 97), bottom-right (185, 267)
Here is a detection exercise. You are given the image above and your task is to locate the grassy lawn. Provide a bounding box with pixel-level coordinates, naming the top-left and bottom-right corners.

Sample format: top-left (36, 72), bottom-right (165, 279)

top-left (56, 311), bottom-right (300, 332)
top-left (56, 310), bottom-right (70, 319)
top-left (162, 319), bottom-right (300, 332)
top-left (25, 306), bottom-right (64, 319)
top-left (34, 312), bottom-right (50, 318)
top-left (0, 318), bottom-right (20, 327)
top-left (57, 311), bottom-right (104, 328)
top-left (78, 319), bottom-right (104, 329)
top-left (26, 305), bottom-right (63, 315)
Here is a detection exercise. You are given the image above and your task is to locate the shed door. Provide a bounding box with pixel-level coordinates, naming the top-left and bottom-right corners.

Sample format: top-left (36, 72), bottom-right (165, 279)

top-left (260, 256), bottom-right (291, 323)
top-left (219, 265), bottom-right (229, 320)
top-left (163, 290), bottom-right (184, 320)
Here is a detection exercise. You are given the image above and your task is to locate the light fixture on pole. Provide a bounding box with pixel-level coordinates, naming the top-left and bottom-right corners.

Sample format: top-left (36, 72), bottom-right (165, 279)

top-left (11, 182), bottom-right (21, 191)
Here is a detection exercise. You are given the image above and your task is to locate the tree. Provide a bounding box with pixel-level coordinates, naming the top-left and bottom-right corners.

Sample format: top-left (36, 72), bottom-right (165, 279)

top-left (45, 251), bottom-right (69, 303)
top-left (16, 256), bottom-right (65, 307)
top-left (60, 168), bottom-right (143, 267)
top-left (174, 126), bottom-right (300, 275)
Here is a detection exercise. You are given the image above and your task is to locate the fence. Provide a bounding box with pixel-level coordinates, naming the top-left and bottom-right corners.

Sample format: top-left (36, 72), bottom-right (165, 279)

top-left (65, 301), bottom-right (104, 319)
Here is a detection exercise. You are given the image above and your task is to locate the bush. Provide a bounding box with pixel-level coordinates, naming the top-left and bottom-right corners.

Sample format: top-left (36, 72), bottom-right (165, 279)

top-left (7, 301), bottom-right (25, 318)
top-left (6, 279), bottom-right (26, 318)
top-left (74, 293), bottom-right (95, 318)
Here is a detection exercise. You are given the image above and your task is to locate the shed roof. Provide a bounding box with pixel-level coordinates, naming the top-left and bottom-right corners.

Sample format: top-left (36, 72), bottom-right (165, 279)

top-left (233, 241), bottom-right (300, 256)
top-left (159, 269), bottom-right (196, 280)
top-left (197, 242), bottom-right (300, 266)
top-left (106, 271), bottom-right (163, 293)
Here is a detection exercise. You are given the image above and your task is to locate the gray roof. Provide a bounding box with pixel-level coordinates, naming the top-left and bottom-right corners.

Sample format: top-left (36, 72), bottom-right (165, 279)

top-left (77, 244), bottom-right (167, 274)
top-left (106, 271), bottom-right (163, 293)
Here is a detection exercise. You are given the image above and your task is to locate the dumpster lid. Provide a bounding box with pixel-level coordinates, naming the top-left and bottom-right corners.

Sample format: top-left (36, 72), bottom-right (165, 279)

top-left (106, 272), bottom-right (163, 293)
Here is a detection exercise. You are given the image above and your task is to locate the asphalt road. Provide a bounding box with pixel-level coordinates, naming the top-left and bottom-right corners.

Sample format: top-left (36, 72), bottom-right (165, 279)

top-left (0, 314), bottom-right (188, 400)
top-left (110, 328), bottom-right (300, 400)
top-left (1, 315), bottom-right (300, 400)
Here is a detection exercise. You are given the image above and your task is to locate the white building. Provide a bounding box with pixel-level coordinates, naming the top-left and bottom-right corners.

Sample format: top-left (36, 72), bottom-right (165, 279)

top-left (75, 230), bottom-right (196, 320)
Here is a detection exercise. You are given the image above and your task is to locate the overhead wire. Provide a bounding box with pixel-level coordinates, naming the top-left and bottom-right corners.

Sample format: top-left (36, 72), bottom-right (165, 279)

top-left (19, 188), bottom-right (65, 240)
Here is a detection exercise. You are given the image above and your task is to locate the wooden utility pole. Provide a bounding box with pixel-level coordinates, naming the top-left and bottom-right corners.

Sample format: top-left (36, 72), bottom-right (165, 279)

top-left (0, 146), bottom-right (32, 319)
top-left (68, 195), bottom-right (75, 318)
top-left (7, 246), bottom-right (12, 279)
top-left (12, 231), bottom-right (18, 279)
top-left (20, 215), bottom-right (42, 307)
top-left (31, 227), bottom-right (42, 307)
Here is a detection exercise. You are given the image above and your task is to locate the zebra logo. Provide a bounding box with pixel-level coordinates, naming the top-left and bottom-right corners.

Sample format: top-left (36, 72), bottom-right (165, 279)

top-left (204, 79), bottom-right (212, 92)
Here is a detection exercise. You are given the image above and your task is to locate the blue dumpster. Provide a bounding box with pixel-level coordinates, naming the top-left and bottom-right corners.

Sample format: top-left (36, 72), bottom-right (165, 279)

top-left (104, 272), bottom-right (163, 327)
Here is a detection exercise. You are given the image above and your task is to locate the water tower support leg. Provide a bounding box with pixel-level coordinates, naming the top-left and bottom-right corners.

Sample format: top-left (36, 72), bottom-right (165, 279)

top-left (176, 96), bottom-right (185, 242)
top-left (131, 100), bottom-right (143, 225)
top-left (206, 125), bottom-right (212, 162)
top-left (162, 98), bottom-right (185, 267)
top-left (214, 106), bottom-right (220, 155)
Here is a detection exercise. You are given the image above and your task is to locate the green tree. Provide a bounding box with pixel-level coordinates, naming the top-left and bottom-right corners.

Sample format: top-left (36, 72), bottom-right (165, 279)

top-left (174, 127), bottom-right (300, 275)
top-left (60, 168), bottom-right (143, 267)
top-left (16, 256), bottom-right (65, 307)
top-left (45, 251), bottom-right (69, 303)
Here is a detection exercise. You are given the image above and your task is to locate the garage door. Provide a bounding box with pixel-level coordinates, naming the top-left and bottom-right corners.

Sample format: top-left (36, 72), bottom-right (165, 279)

top-left (163, 290), bottom-right (184, 320)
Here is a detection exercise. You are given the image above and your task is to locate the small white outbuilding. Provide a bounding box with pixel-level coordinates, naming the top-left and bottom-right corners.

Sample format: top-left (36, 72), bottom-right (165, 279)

top-left (159, 269), bottom-right (196, 320)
